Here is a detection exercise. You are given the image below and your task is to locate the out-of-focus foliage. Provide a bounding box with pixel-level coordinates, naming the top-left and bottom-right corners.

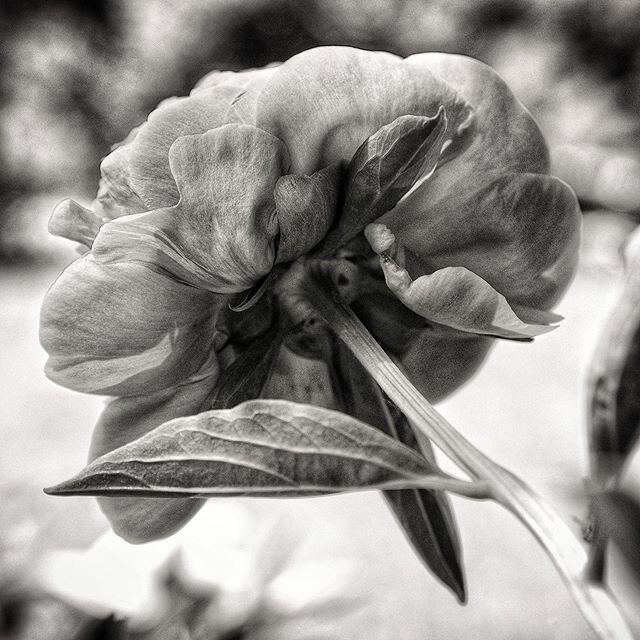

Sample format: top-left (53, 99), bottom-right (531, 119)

top-left (0, 0), bottom-right (319, 262)
top-left (588, 226), bottom-right (640, 485)
top-left (586, 227), bottom-right (640, 637)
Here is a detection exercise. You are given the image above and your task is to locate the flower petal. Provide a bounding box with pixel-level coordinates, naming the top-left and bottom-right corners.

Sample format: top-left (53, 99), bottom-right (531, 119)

top-left (49, 199), bottom-right (102, 248)
top-left (40, 255), bottom-right (221, 395)
top-left (402, 331), bottom-right (494, 404)
top-left (274, 163), bottom-right (342, 264)
top-left (406, 52), bottom-right (549, 177)
top-left (90, 369), bottom-right (217, 543)
top-left (249, 46), bottom-right (472, 174)
top-left (94, 124), bottom-right (289, 293)
top-left (95, 79), bottom-right (266, 218)
top-left (382, 172), bottom-right (581, 310)
top-left (382, 55), bottom-right (577, 311)
top-left (192, 64), bottom-right (279, 93)
top-left (366, 224), bottom-right (557, 340)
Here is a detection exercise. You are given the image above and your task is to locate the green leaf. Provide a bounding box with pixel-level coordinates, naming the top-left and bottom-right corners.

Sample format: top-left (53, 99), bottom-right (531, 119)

top-left (45, 400), bottom-right (464, 498)
top-left (332, 343), bottom-right (466, 602)
top-left (315, 110), bottom-right (447, 256)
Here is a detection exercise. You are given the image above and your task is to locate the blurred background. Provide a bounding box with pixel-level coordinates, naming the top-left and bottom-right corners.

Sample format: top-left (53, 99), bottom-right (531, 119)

top-left (2, 0), bottom-right (640, 638)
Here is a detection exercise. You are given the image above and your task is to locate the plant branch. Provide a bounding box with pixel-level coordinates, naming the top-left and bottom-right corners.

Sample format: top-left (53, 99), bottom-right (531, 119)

top-left (309, 264), bottom-right (634, 640)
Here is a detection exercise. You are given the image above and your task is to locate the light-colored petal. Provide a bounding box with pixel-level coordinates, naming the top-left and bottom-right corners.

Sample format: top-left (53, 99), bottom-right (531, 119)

top-left (40, 255), bottom-right (221, 395)
top-left (366, 223), bottom-right (557, 340)
top-left (381, 55), bottom-right (578, 310)
top-left (48, 199), bottom-right (102, 248)
top-left (95, 78), bottom-right (265, 218)
top-left (94, 124), bottom-right (289, 292)
top-left (191, 64), bottom-right (279, 93)
top-left (406, 52), bottom-right (550, 178)
top-left (248, 46), bottom-right (472, 174)
top-left (89, 367), bottom-right (218, 543)
top-left (382, 172), bottom-right (580, 310)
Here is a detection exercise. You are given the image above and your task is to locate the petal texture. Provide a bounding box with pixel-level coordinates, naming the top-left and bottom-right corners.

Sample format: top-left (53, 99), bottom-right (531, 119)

top-left (94, 124), bottom-right (288, 292)
top-left (380, 54), bottom-right (581, 312)
top-left (383, 172), bottom-right (580, 311)
top-left (40, 256), bottom-right (221, 396)
top-left (49, 199), bottom-right (102, 248)
top-left (96, 77), bottom-right (267, 218)
top-left (90, 368), bottom-right (217, 543)
top-left (365, 223), bottom-right (556, 340)
top-left (247, 46), bottom-right (472, 174)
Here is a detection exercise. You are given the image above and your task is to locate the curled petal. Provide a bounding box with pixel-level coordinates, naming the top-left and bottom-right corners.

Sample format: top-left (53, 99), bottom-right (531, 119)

top-left (90, 367), bottom-right (217, 543)
top-left (366, 224), bottom-right (557, 340)
top-left (249, 46), bottom-right (472, 174)
top-left (95, 81), bottom-right (263, 218)
top-left (95, 142), bottom-right (147, 220)
top-left (94, 124), bottom-right (289, 292)
top-left (383, 55), bottom-right (578, 311)
top-left (382, 173), bottom-right (580, 310)
top-left (274, 163), bottom-right (342, 264)
top-left (40, 255), bottom-right (221, 395)
top-left (49, 199), bottom-right (102, 248)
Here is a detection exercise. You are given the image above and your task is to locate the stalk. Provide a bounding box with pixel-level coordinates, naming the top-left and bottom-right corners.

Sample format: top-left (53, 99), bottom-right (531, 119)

top-left (310, 267), bottom-right (633, 640)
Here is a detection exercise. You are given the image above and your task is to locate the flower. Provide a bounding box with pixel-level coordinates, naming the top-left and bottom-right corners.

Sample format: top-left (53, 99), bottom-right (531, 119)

top-left (39, 500), bottom-right (365, 639)
top-left (40, 46), bottom-right (580, 543)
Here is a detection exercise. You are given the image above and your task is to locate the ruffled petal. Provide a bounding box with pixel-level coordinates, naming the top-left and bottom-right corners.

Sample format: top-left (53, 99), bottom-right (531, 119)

top-left (89, 367), bottom-right (217, 543)
top-left (382, 172), bottom-right (580, 310)
top-left (95, 74), bottom-right (270, 219)
top-left (40, 255), bottom-right (221, 395)
top-left (380, 55), bottom-right (578, 310)
top-left (93, 124), bottom-right (289, 292)
top-left (248, 46), bottom-right (472, 174)
top-left (366, 223), bottom-right (559, 340)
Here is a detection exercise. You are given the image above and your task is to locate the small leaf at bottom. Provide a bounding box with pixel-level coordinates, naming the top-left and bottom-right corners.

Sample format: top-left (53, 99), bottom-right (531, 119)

top-left (333, 343), bottom-right (466, 602)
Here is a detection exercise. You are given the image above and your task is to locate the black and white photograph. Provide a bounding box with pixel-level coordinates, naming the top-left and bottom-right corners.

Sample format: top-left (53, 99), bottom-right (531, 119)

top-left (1, 1), bottom-right (640, 638)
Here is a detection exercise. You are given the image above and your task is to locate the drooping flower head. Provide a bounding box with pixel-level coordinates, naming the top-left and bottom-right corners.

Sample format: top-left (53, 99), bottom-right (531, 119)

top-left (40, 47), bottom-right (580, 543)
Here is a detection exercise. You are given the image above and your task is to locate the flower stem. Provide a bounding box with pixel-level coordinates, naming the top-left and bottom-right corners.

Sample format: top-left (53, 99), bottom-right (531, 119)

top-left (309, 266), bottom-right (633, 640)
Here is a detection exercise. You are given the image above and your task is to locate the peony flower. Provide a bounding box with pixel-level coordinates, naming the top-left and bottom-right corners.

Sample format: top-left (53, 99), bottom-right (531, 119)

top-left (40, 46), bottom-right (580, 544)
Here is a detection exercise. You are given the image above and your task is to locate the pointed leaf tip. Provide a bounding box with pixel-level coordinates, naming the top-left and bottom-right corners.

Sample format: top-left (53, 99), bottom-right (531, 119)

top-left (45, 400), bottom-right (472, 499)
